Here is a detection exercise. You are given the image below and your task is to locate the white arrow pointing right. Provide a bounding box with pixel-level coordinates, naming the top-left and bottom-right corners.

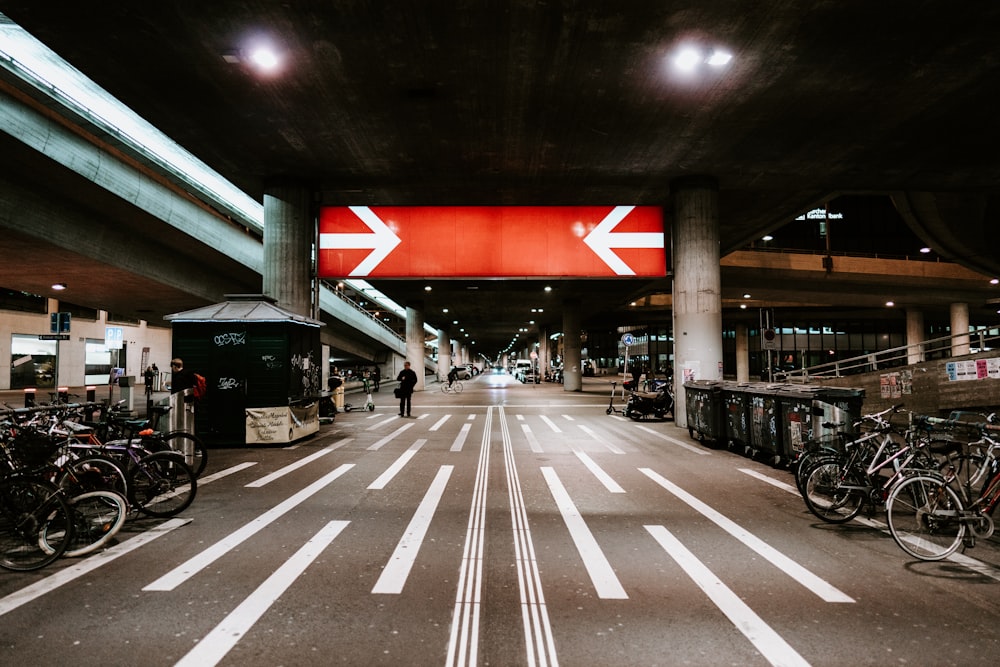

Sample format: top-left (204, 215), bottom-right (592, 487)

top-left (318, 206), bottom-right (401, 276)
top-left (583, 206), bottom-right (664, 275)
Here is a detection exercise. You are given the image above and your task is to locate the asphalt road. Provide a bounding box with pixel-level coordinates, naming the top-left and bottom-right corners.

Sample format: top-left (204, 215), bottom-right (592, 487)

top-left (2, 373), bottom-right (999, 666)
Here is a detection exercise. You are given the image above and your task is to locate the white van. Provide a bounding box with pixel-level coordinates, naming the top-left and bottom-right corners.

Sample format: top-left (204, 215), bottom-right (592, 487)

top-left (513, 359), bottom-right (533, 381)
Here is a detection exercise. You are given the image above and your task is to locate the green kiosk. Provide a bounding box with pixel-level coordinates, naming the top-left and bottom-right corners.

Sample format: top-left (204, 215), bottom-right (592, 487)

top-left (165, 295), bottom-right (324, 446)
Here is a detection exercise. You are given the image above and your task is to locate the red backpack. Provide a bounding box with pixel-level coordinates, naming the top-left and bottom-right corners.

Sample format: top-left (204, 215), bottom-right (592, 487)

top-left (192, 373), bottom-right (207, 401)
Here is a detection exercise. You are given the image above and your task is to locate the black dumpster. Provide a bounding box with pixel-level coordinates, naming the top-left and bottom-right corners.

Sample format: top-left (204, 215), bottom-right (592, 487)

top-left (775, 385), bottom-right (865, 463)
top-left (747, 384), bottom-right (784, 464)
top-left (721, 383), bottom-right (753, 455)
top-left (684, 380), bottom-right (726, 446)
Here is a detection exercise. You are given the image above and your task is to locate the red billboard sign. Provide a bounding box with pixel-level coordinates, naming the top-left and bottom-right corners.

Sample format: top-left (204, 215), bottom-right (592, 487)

top-left (317, 206), bottom-right (665, 278)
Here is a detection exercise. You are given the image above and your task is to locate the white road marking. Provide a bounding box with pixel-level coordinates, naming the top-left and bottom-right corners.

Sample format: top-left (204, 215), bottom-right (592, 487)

top-left (144, 464), bottom-right (354, 591)
top-left (635, 425), bottom-right (711, 455)
top-left (0, 518), bottom-right (191, 617)
top-left (367, 423), bottom-right (414, 450)
top-left (574, 451), bottom-right (625, 493)
top-left (368, 439), bottom-right (427, 489)
top-left (451, 423), bottom-right (472, 452)
top-left (372, 466), bottom-right (453, 594)
top-left (645, 525), bottom-right (811, 667)
top-left (739, 467), bottom-right (797, 494)
top-left (639, 468), bottom-right (853, 603)
top-left (246, 440), bottom-right (351, 487)
top-left (197, 461), bottom-right (257, 484)
top-left (539, 415), bottom-right (562, 433)
top-left (174, 520), bottom-right (349, 667)
top-left (578, 424), bottom-right (625, 454)
top-left (430, 414), bottom-right (451, 431)
top-left (521, 424), bottom-right (543, 453)
top-left (540, 466), bottom-right (628, 600)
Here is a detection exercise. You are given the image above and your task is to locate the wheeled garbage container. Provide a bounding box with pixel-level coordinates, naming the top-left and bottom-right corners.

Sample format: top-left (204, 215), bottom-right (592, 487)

top-left (721, 383), bottom-right (753, 455)
top-left (775, 384), bottom-right (865, 464)
top-left (683, 380), bottom-right (726, 446)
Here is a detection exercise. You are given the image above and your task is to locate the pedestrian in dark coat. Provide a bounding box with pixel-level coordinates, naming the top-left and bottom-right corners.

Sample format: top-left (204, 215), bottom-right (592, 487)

top-left (396, 361), bottom-right (418, 417)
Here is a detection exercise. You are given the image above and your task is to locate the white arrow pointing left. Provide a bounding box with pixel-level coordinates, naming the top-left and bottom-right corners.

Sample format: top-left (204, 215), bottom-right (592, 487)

top-left (318, 206), bottom-right (401, 276)
top-left (582, 205), bottom-right (664, 275)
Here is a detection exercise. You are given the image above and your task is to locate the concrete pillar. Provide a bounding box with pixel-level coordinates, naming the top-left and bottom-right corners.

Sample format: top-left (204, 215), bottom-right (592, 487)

top-left (563, 300), bottom-right (582, 391)
top-left (735, 322), bottom-right (749, 383)
top-left (263, 183), bottom-right (312, 317)
top-left (538, 327), bottom-right (550, 379)
top-left (906, 309), bottom-right (925, 365)
top-left (437, 329), bottom-right (451, 381)
top-left (406, 305), bottom-right (426, 391)
top-left (671, 176), bottom-right (723, 428)
top-left (951, 302), bottom-right (970, 356)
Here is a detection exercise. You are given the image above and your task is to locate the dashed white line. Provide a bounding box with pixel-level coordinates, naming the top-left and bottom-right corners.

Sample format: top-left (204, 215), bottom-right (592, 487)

top-left (246, 440), bottom-right (351, 487)
top-left (368, 439), bottom-right (426, 489)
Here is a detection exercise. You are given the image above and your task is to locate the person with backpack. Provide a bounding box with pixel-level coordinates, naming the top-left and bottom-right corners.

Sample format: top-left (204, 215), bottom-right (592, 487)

top-left (170, 358), bottom-right (205, 401)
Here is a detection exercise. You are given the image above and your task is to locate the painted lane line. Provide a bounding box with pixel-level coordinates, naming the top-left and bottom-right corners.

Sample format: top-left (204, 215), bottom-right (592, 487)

top-left (645, 525), bottom-right (811, 667)
top-left (739, 467), bottom-right (798, 494)
top-left (467, 413), bottom-right (476, 420)
top-left (502, 407), bottom-right (559, 667)
top-left (446, 408), bottom-right (492, 667)
top-left (574, 451), bottom-right (625, 493)
top-left (144, 464), bottom-right (354, 592)
top-left (451, 423), bottom-right (472, 452)
top-left (175, 521), bottom-right (349, 667)
top-left (246, 440), bottom-right (351, 487)
top-left (372, 466), bottom-right (454, 594)
top-left (562, 414), bottom-right (575, 421)
top-left (639, 468), bottom-right (853, 603)
top-left (367, 423), bottom-right (414, 450)
top-left (521, 424), bottom-right (543, 453)
top-left (198, 461), bottom-right (257, 485)
top-left (577, 424), bottom-right (625, 454)
top-left (368, 439), bottom-right (427, 490)
top-left (0, 518), bottom-right (191, 618)
top-left (635, 425), bottom-right (711, 455)
top-left (540, 466), bottom-right (628, 600)
top-left (539, 415), bottom-right (562, 433)
top-left (368, 415), bottom-right (402, 430)
top-left (430, 414), bottom-right (451, 431)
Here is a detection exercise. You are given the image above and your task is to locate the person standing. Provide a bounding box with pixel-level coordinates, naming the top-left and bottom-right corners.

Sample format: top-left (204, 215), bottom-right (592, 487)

top-left (170, 358), bottom-right (196, 394)
top-left (144, 365), bottom-right (155, 399)
top-left (396, 361), bottom-right (418, 417)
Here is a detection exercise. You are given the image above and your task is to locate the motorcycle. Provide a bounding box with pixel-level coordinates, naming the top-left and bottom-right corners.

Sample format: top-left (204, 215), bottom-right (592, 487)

top-left (624, 384), bottom-right (674, 421)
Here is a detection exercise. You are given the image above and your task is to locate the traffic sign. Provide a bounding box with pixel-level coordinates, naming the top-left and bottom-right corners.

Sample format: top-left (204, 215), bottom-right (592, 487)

top-left (39, 334), bottom-right (70, 340)
top-left (105, 326), bottom-right (124, 350)
top-left (317, 205), bottom-right (665, 278)
top-left (762, 328), bottom-right (778, 350)
top-left (621, 333), bottom-right (635, 347)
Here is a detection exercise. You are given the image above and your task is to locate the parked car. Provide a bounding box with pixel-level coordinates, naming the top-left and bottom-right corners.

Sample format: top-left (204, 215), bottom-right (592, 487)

top-left (452, 365), bottom-right (472, 380)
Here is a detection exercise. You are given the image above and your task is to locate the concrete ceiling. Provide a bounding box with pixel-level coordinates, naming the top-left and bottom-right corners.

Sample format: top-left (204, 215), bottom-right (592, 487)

top-left (1, 2), bottom-right (999, 356)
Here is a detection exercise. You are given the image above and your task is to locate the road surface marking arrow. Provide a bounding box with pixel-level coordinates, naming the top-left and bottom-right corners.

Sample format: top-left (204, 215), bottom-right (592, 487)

top-left (582, 205), bottom-right (664, 276)
top-left (318, 206), bottom-right (402, 276)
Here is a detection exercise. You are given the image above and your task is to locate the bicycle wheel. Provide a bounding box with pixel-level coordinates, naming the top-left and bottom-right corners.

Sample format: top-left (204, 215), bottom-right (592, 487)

top-left (794, 451), bottom-right (838, 496)
top-left (63, 490), bottom-right (127, 558)
top-left (440, 384), bottom-right (451, 394)
top-left (128, 452), bottom-right (197, 518)
top-left (60, 455), bottom-right (129, 499)
top-left (160, 431), bottom-right (208, 477)
top-left (0, 477), bottom-right (73, 571)
top-left (886, 474), bottom-right (965, 561)
top-left (802, 459), bottom-right (864, 523)
top-left (453, 382), bottom-right (464, 393)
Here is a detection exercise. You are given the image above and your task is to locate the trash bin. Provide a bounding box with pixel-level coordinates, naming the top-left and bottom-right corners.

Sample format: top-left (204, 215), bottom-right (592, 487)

top-left (721, 383), bottom-right (753, 455)
top-left (747, 384), bottom-right (783, 464)
top-left (684, 380), bottom-right (726, 445)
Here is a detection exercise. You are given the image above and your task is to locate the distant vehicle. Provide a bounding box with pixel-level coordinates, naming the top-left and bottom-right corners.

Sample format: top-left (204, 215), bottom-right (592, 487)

top-left (452, 365), bottom-right (472, 380)
top-left (513, 359), bottom-right (533, 381)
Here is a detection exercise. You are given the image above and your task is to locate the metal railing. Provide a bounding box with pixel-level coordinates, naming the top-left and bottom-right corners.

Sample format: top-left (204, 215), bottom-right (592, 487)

top-left (778, 326), bottom-right (1000, 381)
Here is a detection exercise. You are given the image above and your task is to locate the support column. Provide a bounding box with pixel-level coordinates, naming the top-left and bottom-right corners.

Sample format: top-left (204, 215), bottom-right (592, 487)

top-left (563, 300), bottom-right (582, 392)
top-left (538, 327), bottom-right (550, 379)
top-left (671, 176), bottom-right (723, 428)
top-left (906, 309), bottom-right (925, 365)
top-left (437, 329), bottom-right (451, 381)
top-left (406, 305), bottom-right (426, 391)
top-left (263, 183), bottom-right (312, 317)
top-left (951, 302), bottom-right (970, 357)
top-left (735, 322), bottom-right (749, 383)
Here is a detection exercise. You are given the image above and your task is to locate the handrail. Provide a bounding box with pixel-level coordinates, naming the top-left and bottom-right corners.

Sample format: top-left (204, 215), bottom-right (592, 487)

top-left (322, 280), bottom-right (405, 342)
top-left (779, 326), bottom-right (1000, 381)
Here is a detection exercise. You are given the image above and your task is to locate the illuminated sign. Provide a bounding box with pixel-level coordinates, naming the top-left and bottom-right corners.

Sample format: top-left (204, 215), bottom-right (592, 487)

top-left (317, 206), bottom-right (665, 278)
top-left (796, 208), bottom-right (844, 220)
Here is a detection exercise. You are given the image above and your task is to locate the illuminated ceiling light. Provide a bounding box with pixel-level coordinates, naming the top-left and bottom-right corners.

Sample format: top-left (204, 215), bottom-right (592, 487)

top-left (424, 285), bottom-right (432, 291)
top-left (706, 50), bottom-right (732, 67)
top-left (762, 235), bottom-right (774, 242)
top-left (248, 46), bottom-right (280, 72)
top-left (442, 308), bottom-right (449, 313)
top-left (544, 286), bottom-right (552, 292)
top-left (885, 301), bottom-right (895, 307)
top-left (740, 304), bottom-right (747, 309)
top-left (673, 46), bottom-right (702, 72)
top-left (919, 247), bottom-right (932, 254)
top-left (742, 293), bottom-right (751, 299)
top-left (991, 278), bottom-right (999, 285)
top-left (51, 282), bottom-right (67, 290)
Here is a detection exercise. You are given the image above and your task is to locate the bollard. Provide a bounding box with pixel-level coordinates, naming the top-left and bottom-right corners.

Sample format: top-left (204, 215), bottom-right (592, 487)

top-left (58, 386), bottom-right (69, 403)
top-left (86, 385), bottom-right (96, 402)
top-left (24, 387), bottom-right (36, 408)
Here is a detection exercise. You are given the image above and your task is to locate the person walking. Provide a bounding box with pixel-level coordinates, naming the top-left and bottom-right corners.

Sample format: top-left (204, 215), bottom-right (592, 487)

top-left (396, 361), bottom-right (418, 417)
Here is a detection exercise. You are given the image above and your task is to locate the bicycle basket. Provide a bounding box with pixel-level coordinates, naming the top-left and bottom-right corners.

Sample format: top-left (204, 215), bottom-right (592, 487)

top-left (8, 428), bottom-right (61, 467)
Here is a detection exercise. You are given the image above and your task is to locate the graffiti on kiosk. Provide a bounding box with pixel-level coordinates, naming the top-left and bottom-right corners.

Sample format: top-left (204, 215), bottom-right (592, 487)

top-left (213, 332), bottom-right (247, 346)
top-left (217, 377), bottom-right (240, 390)
top-left (261, 355), bottom-right (282, 370)
top-left (291, 351), bottom-right (320, 396)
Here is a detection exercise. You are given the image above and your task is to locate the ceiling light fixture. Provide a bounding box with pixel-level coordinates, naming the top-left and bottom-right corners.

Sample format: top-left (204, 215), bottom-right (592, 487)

top-left (51, 282), bottom-right (67, 291)
top-left (672, 45), bottom-right (734, 73)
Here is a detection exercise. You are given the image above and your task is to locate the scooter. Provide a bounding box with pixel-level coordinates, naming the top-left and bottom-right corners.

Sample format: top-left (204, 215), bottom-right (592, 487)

top-left (606, 381), bottom-right (622, 415)
top-left (344, 378), bottom-right (376, 412)
top-left (624, 384), bottom-right (674, 421)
